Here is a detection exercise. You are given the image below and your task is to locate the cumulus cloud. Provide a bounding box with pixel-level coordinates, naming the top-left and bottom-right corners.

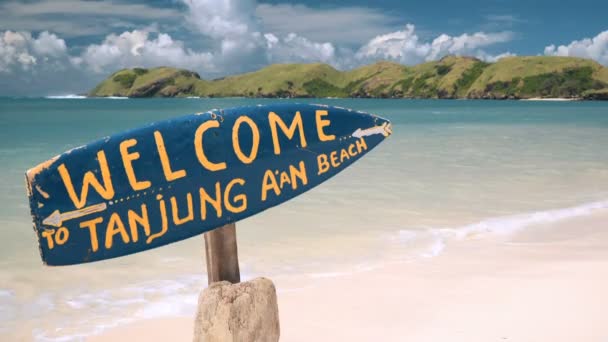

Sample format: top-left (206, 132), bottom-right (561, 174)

top-left (356, 25), bottom-right (428, 64)
top-left (74, 29), bottom-right (214, 74)
top-left (356, 24), bottom-right (513, 64)
top-left (0, 30), bottom-right (68, 72)
top-left (264, 33), bottom-right (336, 64)
top-left (180, 0), bottom-right (338, 72)
top-left (183, 0), bottom-right (257, 39)
top-left (544, 30), bottom-right (608, 65)
top-left (475, 51), bottom-right (516, 62)
top-left (0, 30), bottom-right (87, 95)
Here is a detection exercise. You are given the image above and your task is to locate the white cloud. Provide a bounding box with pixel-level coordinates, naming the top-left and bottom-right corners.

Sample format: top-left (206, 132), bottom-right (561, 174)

top-left (31, 31), bottom-right (68, 57)
top-left (183, 0), bottom-right (257, 39)
top-left (356, 24), bottom-right (513, 64)
top-left (429, 31), bottom-right (512, 60)
top-left (0, 30), bottom-right (86, 95)
top-left (180, 0), bottom-right (338, 72)
top-left (544, 30), bottom-right (608, 66)
top-left (356, 24), bottom-right (429, 64)
top-left (75, 29), bottom-right (215, 74)
top-left (0, 31), bottom-right (68, 72)
top-left (264, 33), bottom-right (336, 64)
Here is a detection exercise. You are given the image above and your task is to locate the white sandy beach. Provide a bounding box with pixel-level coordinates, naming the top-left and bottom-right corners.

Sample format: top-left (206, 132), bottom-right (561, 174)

top-left (522, 97), bottom-right (579, 101)
top-left (88, 209), bottom-right (608, 342)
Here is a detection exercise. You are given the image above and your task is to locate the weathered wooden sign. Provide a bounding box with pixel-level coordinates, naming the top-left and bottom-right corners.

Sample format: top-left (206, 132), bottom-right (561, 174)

top-left (25, 104), bottom-right (392, 265)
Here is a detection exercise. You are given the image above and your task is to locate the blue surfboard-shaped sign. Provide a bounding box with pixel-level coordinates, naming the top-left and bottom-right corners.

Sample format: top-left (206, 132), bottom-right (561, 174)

top-left (25, 104), bottom-right (392, 265)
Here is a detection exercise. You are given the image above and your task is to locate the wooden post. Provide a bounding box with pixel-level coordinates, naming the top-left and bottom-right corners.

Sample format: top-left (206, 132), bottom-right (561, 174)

top-left (204, 223), bottom-right (240, 284)
top-left (196, 224), bottom-right (280, 341)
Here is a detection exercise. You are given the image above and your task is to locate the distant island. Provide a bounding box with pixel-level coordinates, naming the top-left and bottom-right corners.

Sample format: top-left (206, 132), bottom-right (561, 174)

top-left (89, 56), bottom-right (608, 100)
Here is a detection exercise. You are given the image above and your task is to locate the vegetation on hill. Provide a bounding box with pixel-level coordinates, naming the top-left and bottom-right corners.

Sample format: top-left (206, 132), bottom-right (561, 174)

top-left (89, 56), bottom-right (608, 100)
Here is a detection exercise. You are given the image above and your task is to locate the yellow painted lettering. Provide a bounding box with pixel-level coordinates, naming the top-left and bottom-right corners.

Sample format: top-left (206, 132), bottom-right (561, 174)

top-left (224, 178), bottom-right (247, 213)
top-left (147, 195), bottom-right (168, 244)
top-left (315, 110), bottom-right (335, 141)
top-left (289, 161), bottom-right (308, 189)
top-left (340, 148), bottom-right (350, 163)
top-left (279, 172), bottom-right (291, 189)
top-left (120, 139), bottom-right (151, 191)
top-left (154, 131), bottom-right (187, 182)
top-left (127, 204), bottom-right (150, 243)
top-left (356, 137), bottom-right (368, 153)
top-left (269, 111), bottom-right (307, 155)
top-left (200, 182), bottom-right (222, 220)
top-left (55, 227), bottom-right (69, 245)
top-left (232, 116), bottom-right (260, 164)
top-left (80, 217), bottom-right (102, 252)
top-left (41, 229), bottom-right (55, 250)
top-left (194, 121), bottom-right (227, 171)
top-left (170, 193), bottom-right (194, 225)
top-left (58, 150), bottom-right (115, 209)
top-left (348, 144), bottom-right (357, 157)
top-left (261, 170), bottom-right (281, 201)
top-left (105, 212), bottom-right (130, 249)
top-left (330, 151), bottom-right (340, 168)
top-left (317, 154), bottom-right (330, 175)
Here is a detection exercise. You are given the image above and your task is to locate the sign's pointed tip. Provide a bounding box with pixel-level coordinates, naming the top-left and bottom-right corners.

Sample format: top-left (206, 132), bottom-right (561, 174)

top-left (383, 122), bottom-right (393, 137)
top-left (42, 210), bottom-right (62, 227)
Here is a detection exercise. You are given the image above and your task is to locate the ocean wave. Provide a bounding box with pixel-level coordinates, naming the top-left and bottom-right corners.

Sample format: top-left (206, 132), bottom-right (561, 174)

top-left (45, 95), bottom-right (87, 99)
top-left (28, 275), bottom-right (203, 341)
top-left (103, 96), bottom-right (129, 99)
top-left (443, 199), bottom-right (608, 238)
top-left (393, 199), bottom-right (608, 259)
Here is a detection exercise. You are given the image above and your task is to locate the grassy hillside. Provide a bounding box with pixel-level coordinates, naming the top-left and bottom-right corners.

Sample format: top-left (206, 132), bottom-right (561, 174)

top-left (468, 56), bottom-right (608, 99)
top-left (207, 63), bottom-right (344, 97)
top-left (89, 56), bottom-right (608, 99)
top-left (89, 67), bottom-right (207, 97)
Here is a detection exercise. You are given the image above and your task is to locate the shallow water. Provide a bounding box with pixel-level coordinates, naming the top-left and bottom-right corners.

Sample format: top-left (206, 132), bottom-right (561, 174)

top-left (1, 98), bottom-right (608, 340)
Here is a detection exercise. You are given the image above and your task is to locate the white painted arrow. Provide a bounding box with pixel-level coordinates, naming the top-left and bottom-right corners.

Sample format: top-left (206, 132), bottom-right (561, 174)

top-left (352, 122), bottom-right (392, 138)
top-left (42, 202), bottom-right (107, 227)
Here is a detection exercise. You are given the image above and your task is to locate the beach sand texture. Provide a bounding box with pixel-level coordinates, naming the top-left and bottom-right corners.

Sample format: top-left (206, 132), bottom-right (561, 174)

top-left (90, 210), bottom-right (608, 341)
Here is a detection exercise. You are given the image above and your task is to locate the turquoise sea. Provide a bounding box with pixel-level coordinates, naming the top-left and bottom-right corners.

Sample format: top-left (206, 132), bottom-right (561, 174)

top-left (1, 97), bottom-right (608, 340)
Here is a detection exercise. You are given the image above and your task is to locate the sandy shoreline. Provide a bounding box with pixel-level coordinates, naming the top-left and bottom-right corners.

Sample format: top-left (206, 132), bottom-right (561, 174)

top-left (88, 210), bottom-right (608, 341)
top-left (521, 97), bottom-right (579, 101)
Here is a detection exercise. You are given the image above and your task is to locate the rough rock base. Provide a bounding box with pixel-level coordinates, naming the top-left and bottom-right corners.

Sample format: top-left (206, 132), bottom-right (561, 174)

top-left (193, 277), bottom-right (280, 342)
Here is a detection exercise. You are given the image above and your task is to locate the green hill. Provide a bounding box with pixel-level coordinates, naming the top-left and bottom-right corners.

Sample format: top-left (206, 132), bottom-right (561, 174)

top-left (89, 56), bottom-right (608, 100)
top-left (89, 67), bottom-right (208, 97)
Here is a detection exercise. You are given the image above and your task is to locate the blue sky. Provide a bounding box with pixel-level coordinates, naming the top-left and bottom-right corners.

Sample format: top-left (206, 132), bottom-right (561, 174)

top-left (0, 0), bottom-right (606, 95)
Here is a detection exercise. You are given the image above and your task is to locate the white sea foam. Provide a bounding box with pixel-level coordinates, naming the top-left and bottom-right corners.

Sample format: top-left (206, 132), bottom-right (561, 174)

top-left (439, 199), bottom-right (608, 239)
top-left (420, 238), bottom-right (446, 258)
top-left (393, 199), bottom-right (608, 259)
top-left (104, 96), bottom-right (129, 99)
top-left (26, 200), bottom-right (608, 341)
top-left (45, 95), bottom-right (87, 99)
top-left (28, 274), bottom-right (203, 341)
